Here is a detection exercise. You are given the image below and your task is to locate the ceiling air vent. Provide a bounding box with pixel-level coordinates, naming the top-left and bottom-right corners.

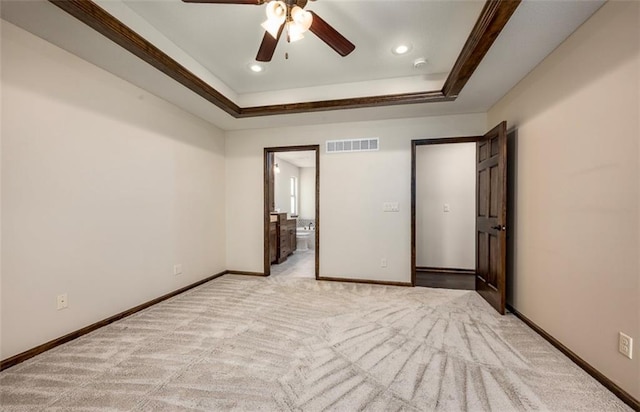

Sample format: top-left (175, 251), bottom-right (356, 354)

top-left (326, 138), bottom-right (379, 154)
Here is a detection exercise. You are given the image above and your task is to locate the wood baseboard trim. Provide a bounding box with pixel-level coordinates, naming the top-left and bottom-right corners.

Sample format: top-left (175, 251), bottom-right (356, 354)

top-left (226, 270), bottom-right (267, 277)
top-left (317, 276), bottom-right (412, 287)
top-left (0, 270), bottom-right (228, 372)
top-left (416, 266), bottom-right (475, 275)
top-left (507, 304), bottom-right (639, 410)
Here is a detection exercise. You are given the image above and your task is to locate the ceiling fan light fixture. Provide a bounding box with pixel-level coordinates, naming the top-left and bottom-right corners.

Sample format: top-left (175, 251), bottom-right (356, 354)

top-left (261, 18), bottom-right (283, 38)
top-left (291, 6), bottom-right (312, 31)
top-left (284, 6), bottom-right (312, 43)
top-left (265, 0), bottom-right (286, 21)
top-left (287, 21), bottom-right (306, 42)
top-left (262, 0), bottom-right (286, 38)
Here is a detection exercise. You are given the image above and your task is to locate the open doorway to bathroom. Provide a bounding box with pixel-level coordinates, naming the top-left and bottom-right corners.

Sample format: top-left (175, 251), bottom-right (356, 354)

top-left (264, 145), bottom-right (319, 279)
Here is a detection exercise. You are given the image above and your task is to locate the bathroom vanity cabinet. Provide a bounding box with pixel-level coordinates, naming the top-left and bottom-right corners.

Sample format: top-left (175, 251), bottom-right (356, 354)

top-left (270, 213), bottom-right (297, 264)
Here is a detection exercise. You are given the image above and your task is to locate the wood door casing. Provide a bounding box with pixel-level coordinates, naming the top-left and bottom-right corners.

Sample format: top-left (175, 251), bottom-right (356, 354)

top-left (264, 145), bottom-right (320, 278)
top-left (268, 152), bottom-right (275, 212)
top-left (475, 122), bottom-right (507, 314)
top-left (269, 222), bottom-right (277, 263)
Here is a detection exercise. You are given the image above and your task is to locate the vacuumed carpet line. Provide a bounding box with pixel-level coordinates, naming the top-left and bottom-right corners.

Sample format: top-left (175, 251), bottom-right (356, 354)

top-left (0, 275), bottom-right (630, 411)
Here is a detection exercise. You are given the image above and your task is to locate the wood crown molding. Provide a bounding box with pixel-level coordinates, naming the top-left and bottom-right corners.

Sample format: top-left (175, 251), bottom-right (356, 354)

top-left (48, 0), bottom-right (520, 118)
top-left (443, 0), bottom-right (522, 98)
top-left (49, 0), bottom-right (240, 116)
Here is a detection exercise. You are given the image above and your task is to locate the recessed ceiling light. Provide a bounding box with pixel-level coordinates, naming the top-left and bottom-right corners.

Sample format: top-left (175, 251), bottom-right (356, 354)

top-left (248, 63), bottom-right (264, 73)
top-left (392, 44), bottom-right (411, 55)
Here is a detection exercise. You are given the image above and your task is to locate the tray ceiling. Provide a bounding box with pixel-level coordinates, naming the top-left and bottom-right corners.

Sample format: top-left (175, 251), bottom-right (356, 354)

top-left (1, 0), bottom-right (605, 130)
top-left (122, 0), bottom-right (484, 95)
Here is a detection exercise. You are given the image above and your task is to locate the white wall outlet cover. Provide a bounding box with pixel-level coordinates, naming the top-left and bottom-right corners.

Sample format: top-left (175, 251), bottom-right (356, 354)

top-left (174, 264), bottom-right (183, 275)
top-left (619, 332), bottom-right (633, 359)
top-left (443, 203), bottom-right (451, 212)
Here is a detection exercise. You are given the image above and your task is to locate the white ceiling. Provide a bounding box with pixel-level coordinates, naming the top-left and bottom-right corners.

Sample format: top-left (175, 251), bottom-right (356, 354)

top-left (122, 0), bottom-right (482, 95)
top-left (1, 0), bottom-right (605, 131)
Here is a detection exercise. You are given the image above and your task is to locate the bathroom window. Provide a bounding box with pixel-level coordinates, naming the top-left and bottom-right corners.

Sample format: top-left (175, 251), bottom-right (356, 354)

top-left (290, 176), bottom-right (298, 215)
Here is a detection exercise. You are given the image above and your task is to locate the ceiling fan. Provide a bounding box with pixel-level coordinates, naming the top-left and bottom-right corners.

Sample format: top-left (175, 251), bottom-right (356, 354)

top-left (182, 0), bottom-right (356, 62)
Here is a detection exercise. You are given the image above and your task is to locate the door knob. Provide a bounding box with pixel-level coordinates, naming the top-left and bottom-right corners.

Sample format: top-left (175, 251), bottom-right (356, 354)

top-left (491, 225), bottom-right (506, 231)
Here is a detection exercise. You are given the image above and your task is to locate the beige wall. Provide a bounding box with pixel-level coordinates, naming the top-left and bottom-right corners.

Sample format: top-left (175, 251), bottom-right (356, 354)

top-left (225, 114), bottom-right (486, 282)
top-left (489, 1), bottom-right (639, 398)
top-left (1, 22), bottom-right (227, 359)
top-left (415, 143), bottom-right (476, 269)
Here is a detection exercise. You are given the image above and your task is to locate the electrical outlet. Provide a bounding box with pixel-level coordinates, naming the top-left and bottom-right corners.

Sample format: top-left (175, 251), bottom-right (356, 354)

top-left (619, 332), bottom-right (633, 359)
top-left (381, 258), bottom-right (387, 268)
top-left (443, 203), bottom-right (451, 212)
top-left (57, 294), bottom-right (68, 310)
top-left (174, 264), bottom-right (183, 276)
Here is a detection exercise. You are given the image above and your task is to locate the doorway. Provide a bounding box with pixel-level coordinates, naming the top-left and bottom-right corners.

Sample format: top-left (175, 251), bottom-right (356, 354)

top-left (411, 122), bottom-right (508, 314)
top-left (413, 138), bottom-right (478, 290)
top-left (264, 145), bottom-right (320, 278)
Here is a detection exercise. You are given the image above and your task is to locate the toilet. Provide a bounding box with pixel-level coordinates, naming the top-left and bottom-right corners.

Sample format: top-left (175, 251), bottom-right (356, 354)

top-left (296, 230), bottom-right (310, 251)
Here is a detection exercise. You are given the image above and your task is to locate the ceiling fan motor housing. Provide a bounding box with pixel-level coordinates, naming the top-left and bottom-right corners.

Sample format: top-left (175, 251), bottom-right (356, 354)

top-left (182, 0), bottom-right (353, 62)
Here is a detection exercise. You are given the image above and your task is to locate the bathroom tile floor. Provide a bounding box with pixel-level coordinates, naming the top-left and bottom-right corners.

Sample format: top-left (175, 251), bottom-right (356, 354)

top-left (271, 249), bottom-right (315, 279)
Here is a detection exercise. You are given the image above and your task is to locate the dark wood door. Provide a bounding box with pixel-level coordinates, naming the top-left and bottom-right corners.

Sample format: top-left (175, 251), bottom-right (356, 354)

top-left (476, 121), bottom-right (507, 314)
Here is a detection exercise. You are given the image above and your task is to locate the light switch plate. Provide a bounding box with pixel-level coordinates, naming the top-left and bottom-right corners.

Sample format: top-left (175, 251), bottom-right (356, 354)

top-left (383, 202), bottom-right (399, 212)
top-left (57, 293), bottom-right (68, 310)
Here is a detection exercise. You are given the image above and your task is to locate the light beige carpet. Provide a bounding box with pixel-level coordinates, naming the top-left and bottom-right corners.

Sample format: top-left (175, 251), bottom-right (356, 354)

top-left (0, 274), bottom-right (631, 411)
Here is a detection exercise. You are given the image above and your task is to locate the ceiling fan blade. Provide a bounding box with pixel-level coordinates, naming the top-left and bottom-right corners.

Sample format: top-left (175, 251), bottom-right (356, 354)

top-left (308, 11), bottom-right (355, 57)
top-left (181, 0), bottom-right (263, 4)
top-left (256, 25), bottom-right (284, 62)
